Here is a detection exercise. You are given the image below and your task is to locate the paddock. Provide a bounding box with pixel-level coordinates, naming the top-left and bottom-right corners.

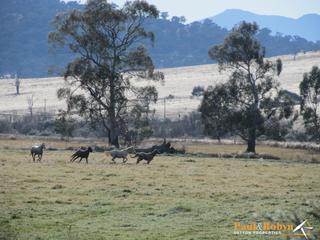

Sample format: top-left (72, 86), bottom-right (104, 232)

top-left (0, 137), bottom-right (320, 240)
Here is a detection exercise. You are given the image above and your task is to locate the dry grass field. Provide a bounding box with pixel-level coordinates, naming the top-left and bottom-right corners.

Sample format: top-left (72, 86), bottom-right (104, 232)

top-left (1, 137), bottom-right (320, 239)
top-left (0, 51), bottom-right (319, 118)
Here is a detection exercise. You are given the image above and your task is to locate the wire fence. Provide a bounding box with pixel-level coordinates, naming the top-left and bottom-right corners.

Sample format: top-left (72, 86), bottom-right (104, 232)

top-left (0, 95), bottom-right (203, 121)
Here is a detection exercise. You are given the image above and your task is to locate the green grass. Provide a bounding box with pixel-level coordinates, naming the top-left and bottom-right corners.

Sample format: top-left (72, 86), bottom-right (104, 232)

top-left (1, 138), bottom-right (320, 239)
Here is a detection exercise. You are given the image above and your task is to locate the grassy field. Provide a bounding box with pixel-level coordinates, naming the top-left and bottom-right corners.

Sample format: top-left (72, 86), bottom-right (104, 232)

top-left (1, 138), bottom-right (320, 240)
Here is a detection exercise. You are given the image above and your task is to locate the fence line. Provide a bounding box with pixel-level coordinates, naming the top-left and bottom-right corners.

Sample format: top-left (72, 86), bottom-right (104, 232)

top-left (0, 95), bottom-right (203, 121)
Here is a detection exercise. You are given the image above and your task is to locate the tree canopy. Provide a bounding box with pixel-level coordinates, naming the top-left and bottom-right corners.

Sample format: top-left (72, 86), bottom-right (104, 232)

top-left (201, 22), bottom-right (294, 152)
top-left (49, 0), bottom-right (163, 147)
top-left (300, 66), bottom-right (320, 141)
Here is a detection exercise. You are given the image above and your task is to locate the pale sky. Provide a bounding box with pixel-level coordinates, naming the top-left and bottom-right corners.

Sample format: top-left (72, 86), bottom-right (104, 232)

top-left (66, 0), bottom-right (320, 22)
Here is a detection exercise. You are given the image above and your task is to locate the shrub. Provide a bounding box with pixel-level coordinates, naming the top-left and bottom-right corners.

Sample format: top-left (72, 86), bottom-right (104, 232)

top-left (191, 86), bottom-right (205, 97)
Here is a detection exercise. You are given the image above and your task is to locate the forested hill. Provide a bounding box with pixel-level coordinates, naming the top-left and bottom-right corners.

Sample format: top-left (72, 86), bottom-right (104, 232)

top-left (0, 0), bottom-right (80, 77)
top-left (1, 0), bottom-right (320, 77)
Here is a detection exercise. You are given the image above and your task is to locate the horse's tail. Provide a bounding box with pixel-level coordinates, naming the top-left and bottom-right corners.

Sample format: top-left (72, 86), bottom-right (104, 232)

top-left (105, 151), bottom-right (112, 156)
top-left (70, 151), bottom-right (78, 159)
top-left (130, 153), bottom-right (138, 158)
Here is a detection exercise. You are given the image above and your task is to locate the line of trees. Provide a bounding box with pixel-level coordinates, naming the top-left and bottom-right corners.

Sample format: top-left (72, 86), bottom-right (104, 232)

top-left (47, 0), bottom-right (320, 152)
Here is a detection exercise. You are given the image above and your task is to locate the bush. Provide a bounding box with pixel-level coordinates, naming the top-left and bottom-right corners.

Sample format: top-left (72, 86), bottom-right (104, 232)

top-left (191, 86), bottom-right (205, 97)
top-left (0, 119), bottom-right (12, 133)
top-left (285, 130), bottom-right (308, 142)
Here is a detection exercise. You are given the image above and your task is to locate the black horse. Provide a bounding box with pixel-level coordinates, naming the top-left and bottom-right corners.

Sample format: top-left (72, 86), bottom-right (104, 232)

top-left (132, 149), bottom-right (160, 164)
top-left (70, 147), bottom-right (93, 164)
top-left (30, 143), bottom-right (46, 162)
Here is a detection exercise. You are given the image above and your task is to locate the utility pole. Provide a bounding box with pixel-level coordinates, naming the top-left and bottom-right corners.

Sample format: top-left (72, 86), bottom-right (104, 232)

top-left (15, 73), bottom-right (20, 95)
top-left (163, 97), bottom-right (167, 141)
top-left (44, 98), bottom-right (47, 114)
top-left (163, 97), bottom-right (166, 121)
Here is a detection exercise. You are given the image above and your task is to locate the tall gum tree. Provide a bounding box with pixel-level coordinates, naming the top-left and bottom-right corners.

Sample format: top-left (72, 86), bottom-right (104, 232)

top-left (300, 66), bottom-right (320, 141)
top-left (203, 22), bottom-right (293, 153)
top-left (49, 0), bottom-right (163, 147)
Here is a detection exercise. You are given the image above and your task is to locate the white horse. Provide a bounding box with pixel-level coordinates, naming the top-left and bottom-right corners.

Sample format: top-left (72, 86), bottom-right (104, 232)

top-left (106, 146), bottom-right (135, 163)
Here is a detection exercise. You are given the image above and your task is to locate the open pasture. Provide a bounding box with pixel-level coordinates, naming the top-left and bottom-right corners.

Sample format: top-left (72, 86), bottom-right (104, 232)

top-left (1, 51), bottom-right (320, 118)
top-left (1, 138), bottom-right (320, 239)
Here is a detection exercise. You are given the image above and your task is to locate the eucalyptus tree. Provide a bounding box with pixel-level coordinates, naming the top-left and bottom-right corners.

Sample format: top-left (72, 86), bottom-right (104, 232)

top-left (49, 0), bottom-right (163, 147)
top-left (300, 66), bottom-right (320, 141)
top-left (201, 22), bottom-right (293, 152)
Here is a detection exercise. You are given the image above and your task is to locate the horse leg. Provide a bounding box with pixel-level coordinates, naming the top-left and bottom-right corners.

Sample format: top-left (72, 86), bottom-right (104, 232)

top-left (32, 153), bottom-right (35, 162)
top-left (86, 157), bottom-right (88, 164)
top-left (111, 157), bottom-right (116, 163)
top-left (123, 157), bottom-right (127, 163)
top-left (39, 154), bottom-right (42, 162)
top-left (136, 157), bottom-right (141, 164)
top-left (70, 156), bottom-right (77, 162)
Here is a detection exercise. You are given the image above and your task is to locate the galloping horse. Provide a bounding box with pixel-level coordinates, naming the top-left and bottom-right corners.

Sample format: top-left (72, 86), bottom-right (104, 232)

top-left (106, 146), bottom-right (135, 163)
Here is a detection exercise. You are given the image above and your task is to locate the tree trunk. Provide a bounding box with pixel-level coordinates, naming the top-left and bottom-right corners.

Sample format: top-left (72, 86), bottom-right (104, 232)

top-left (107, 130), bottom-right (112, 145)
top-left (110, 134), bottom-right (119, 148)
top-left (109, 120), bottom-right (119, 148)
top-left (108, 77), bottom-right (120, 148)
top-left (246, 128), bottom-right (256, 153)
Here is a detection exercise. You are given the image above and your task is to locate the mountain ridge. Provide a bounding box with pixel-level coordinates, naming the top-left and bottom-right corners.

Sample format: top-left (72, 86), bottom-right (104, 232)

top-left (206, 9), bottom-right (320, 42)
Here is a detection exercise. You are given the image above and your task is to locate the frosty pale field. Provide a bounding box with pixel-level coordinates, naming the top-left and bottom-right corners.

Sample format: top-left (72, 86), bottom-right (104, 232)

top-left (1, 51), bottom-right (319, 118)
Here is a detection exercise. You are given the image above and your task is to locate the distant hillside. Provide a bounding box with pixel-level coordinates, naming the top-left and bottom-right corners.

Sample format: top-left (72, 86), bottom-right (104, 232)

top-left (207, 9), bottom-right (320, 42)
top-left (0, 0), bottom-right (80, 77)
top-left (1, 51), bottom-right (319, 118)
top-left (1, 0), bottom-right (320, 77)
